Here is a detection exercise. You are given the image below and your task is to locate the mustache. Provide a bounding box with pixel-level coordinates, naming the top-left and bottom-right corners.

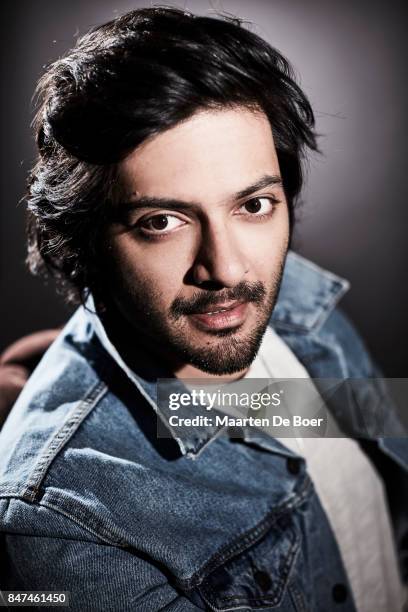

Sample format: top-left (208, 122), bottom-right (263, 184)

top-left (170, 281), bottom-right (266, 318)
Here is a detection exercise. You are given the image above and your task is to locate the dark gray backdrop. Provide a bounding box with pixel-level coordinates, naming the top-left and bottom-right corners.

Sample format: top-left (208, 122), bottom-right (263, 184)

top-left (1, 0), bottom-right (407, 376)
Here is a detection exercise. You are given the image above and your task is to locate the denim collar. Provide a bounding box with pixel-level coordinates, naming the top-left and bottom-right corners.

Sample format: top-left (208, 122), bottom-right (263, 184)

top-left (271, 251), bottom-right (350, 332)
top-left (85, 250), bottom-right (350, 457)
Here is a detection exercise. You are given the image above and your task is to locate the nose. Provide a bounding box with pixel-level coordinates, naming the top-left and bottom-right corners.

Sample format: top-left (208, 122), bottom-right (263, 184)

top-left (192, 221), bottom-right (249, 287)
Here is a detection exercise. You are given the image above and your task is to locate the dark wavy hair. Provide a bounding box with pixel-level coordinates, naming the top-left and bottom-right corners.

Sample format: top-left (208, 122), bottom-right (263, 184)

top-left (26, 6), bottom-right (318, 305)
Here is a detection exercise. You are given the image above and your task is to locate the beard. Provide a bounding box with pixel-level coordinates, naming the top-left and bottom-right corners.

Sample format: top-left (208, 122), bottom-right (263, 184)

top-left (164, 276), bottom-right (282, 375)
top-left (105, 256), bottom-right (286, 377)
top-left (164, 314), bottom-right (271, 375)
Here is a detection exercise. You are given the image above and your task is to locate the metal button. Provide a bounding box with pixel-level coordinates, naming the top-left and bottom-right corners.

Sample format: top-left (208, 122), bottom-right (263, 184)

top-left (286, 457), bottom-right (301, 475)
top-left (332, 583), bottom-right (348, 603)
top-left (254, 570), bottom-right (272, 592)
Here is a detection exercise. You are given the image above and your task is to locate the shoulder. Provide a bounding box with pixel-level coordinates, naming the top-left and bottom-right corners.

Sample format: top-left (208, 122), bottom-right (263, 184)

top-left (0, 307), bottom-right (111, 499)
top-left (0, 305), bottom-right (187, 549)
top-left (0, 316), bottom-right (152, 546)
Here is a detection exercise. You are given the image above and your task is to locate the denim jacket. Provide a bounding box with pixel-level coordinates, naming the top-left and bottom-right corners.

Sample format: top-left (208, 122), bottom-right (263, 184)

top-left (0, 251), bottom-right (407, 611)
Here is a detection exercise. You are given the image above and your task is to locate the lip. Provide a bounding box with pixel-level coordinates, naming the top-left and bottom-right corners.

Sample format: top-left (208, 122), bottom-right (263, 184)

top-left (188, 301), bottom-right (248, 331)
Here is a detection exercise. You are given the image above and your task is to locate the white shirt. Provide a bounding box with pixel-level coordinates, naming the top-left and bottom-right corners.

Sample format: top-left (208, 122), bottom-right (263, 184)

top-left (246, 326), bottom-right (404, 612)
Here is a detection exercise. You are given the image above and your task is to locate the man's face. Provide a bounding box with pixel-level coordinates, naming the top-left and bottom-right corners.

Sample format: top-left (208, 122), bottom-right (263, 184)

top-left (107, 107), bottom-right (289, 377)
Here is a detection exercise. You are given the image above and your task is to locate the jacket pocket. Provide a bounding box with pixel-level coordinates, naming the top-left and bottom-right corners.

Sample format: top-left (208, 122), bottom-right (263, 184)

top-left (198, 511), bottom-right (300, 611)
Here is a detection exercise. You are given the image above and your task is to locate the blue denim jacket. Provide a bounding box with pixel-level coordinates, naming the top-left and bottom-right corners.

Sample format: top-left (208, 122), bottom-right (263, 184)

top-left (0, 251), bottom-right (407, 611)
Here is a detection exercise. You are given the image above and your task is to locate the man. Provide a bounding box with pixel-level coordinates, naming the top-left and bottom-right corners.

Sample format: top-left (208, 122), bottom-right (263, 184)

top-left (0, 7), bottom-right (407, 611)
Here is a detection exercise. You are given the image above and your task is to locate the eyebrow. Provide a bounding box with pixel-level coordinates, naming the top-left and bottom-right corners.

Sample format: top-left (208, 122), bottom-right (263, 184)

top-left (120, 173), bottom-right (283, 212)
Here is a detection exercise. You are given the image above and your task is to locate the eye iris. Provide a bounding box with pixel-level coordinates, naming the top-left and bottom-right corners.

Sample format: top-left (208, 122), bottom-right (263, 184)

top-left (150, 215), bottom-right (169, 230)
top-left (245, 199), bottom-right (262, 213)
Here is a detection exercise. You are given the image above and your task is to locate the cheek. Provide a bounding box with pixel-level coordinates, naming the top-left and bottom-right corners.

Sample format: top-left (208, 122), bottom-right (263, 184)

top-left (240, 209), bottom-right (289, 270)
top-left (109, 234), bottom-right (189, 300)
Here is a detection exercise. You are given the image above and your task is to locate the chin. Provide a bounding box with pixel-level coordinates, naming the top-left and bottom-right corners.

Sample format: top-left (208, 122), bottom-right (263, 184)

top-left (179, 334), bottom-right (264, 376)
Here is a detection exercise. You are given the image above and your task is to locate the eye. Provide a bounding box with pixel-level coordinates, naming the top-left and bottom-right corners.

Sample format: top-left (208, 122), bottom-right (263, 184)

top-left (239, 197), bottom-right (277, 216)
top-left (138, 213), bottom-right (186, 235)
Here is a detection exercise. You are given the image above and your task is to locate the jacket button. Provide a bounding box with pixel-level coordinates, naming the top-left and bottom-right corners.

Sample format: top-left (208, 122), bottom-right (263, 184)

top-left (254, 570), bottom-right (272, 592)
top-left (332, 583), bottom-right (348, 603)
top-left (286, 457), bottom-right (301, 475)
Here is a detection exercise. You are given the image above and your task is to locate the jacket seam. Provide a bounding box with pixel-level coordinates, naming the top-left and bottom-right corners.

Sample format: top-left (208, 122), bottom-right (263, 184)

top-left (288, 583), bottom-right (308, 612)
top-left (38, 498), bottom-right (127, 546)
top-left (21, 381), bottom-right (108, 503)
top-left (1, 496), bottom-right (127, 547)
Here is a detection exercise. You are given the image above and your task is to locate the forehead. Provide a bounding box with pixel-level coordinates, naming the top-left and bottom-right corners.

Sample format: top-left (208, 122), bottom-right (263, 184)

top-left (119, 107), bottom-right (280, 202)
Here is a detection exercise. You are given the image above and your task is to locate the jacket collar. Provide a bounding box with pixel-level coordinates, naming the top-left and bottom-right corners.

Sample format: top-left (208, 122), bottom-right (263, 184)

top-left (84, 250), bottom-right (350, 457)
top-left (271, 251), bottom-right (350, 332)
